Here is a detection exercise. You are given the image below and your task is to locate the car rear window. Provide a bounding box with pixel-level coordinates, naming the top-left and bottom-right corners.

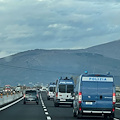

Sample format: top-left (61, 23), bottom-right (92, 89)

top-left (25, 90), bottom-right (37, 95)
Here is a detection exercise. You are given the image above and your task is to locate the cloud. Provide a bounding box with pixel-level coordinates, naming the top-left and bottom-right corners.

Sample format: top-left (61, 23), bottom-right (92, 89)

top-left (4, 24), bottom-right (34, 40)
top-left (0, 0), bottom-right (120, 57)
top-left (48, 24), bottom-right (73, 30)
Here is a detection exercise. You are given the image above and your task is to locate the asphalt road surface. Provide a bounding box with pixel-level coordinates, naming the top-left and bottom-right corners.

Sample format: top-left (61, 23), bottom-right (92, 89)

top-left (0, 92), bottom-right (120, 120)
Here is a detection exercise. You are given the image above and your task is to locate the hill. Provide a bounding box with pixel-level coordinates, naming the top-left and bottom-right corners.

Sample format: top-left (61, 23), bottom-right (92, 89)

top-left (0, 48), bottom-right (120, 86)
top-left (85, 39), bottom-right (120, 60)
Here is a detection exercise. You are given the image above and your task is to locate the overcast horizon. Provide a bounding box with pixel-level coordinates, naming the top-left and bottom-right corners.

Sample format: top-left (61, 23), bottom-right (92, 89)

top-left (0, 0), bottom-right (120, 58)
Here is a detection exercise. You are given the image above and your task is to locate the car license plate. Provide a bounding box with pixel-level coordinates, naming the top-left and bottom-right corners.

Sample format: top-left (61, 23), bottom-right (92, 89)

top-left (86, 102), bottom-right (92, 105)
top-left (28, 98), bottom-right (34, 101)
top-left (60, 99), bottom-right (66, 101)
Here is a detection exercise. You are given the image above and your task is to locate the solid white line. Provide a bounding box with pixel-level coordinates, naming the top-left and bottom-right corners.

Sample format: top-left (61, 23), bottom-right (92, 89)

top-left (0, 97), bottom-right (24, 111)
top-left (47, 116), bottom-right (51, 120)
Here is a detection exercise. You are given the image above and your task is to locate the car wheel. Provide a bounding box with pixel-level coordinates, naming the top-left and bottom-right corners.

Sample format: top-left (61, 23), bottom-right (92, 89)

top-left (54, 103), bottom-right (59, 107)
top-left (73, 109), bottom-right (77, 117)
top-left (109, 113), bottom-right (114, 120)
top-left (36, 102), bottom-right (39, 105)
top-left (76, 110), bottom-right (82, 119)
top-left (47, 97), bottom-right (50, 100)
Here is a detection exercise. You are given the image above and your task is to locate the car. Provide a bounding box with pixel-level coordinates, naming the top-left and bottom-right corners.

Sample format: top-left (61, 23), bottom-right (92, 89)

top-left (47, 82), bottom-right (56, 100)
top-left (15, 86), bottom-right (21, 92)
top-left (73, 71), bottom-right (116, 119)
top-left (54, 77), bottom-right (74, 107)
top-left (40, 86), bottom-right (47, 92)
top-left (0, 87), bottom-right (4, 94)
top-left (23, 89), bottom-right (39, 104)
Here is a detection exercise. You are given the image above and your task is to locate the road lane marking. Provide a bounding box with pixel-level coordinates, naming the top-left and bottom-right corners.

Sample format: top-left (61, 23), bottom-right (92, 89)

top-left (114, 118), bottom-right (119, 120)
top-left (47, 116), bottom-right (51, 120)
top-left (0, 97), bottom-right (24, 111)
top-left (44, 109), bottom-right (47, 111)
top-left (40, 93), bottom-right (52, 120)
top-left (116, 107), bottom-right (120, 110)
top-left (45, 112), bottom-right (49, 115)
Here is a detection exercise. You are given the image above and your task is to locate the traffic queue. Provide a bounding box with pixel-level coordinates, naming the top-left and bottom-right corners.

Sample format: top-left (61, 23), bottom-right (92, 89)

top-left (45, 71), bottom-right (116, 120)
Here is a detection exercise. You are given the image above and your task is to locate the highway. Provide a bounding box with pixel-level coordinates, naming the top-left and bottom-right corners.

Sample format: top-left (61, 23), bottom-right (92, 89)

top-left (0, 92), bottom-right (120, 120)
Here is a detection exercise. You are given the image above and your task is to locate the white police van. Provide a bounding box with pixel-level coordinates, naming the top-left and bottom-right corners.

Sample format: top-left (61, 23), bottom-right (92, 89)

top-left (47, 82), bottom-right (56, 100)
top-left (73, 72), bottom-right (116, 119)
top-left (54, 77), bottom-right (74, 107)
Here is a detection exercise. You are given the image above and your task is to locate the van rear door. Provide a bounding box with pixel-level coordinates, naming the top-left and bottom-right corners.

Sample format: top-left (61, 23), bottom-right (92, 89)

top-left (82, 77), bottom-right (98, 108)
top-left (81, 76), bottom-right (113, 109)
top-left (97, 77), bottom-right (113, 109)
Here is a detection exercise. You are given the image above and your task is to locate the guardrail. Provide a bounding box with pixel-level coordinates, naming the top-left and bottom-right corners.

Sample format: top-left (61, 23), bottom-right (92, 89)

top-left (0, 92), bottom-right (23, 106)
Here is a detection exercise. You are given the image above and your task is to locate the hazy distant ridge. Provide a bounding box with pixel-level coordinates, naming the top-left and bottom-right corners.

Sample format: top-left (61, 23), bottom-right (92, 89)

top-left (0, 40), bottom-right (120, 86)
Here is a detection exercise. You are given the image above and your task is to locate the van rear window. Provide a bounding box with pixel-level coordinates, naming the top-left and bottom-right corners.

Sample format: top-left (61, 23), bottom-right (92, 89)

top-left (49, 87), bottom-right (55, 92)
top-left (67, 85), bottom-right (74, 93)
top-left (59, 85), bottom-right (66, 93)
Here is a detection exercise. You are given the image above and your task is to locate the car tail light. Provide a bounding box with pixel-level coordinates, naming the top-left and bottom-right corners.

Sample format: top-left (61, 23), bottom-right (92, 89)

top-left (112, 108), bottom-right (115, 112)
top-left (37, 94), bottom-right (39, 97)
top-left (47, 92), bottom-right (49, 95)
top-left (56, 92), bottom-right (58, 98)
top-left (24, 94), bottom-right (25, 98)
top-left (113, 93), bottom-right (116, 104)
top-left (78, 92), bottom-right (82, 103)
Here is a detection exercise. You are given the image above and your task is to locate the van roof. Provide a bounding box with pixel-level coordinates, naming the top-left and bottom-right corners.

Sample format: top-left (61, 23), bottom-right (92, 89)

top-left (58, 79), bottom-right (74, 85)
top-left (82, 74), bottom-right (113, 77)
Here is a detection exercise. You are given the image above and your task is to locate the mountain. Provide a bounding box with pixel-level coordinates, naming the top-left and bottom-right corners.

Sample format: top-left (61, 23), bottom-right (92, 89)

top-left (85, 39), bottom-right (120, 60)
top-left (0, 47), bottom-right (120, 87)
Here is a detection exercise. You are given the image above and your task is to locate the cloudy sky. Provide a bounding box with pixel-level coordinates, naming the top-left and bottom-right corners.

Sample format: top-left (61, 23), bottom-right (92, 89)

top-left (0, 0), bottom-right (120, 58)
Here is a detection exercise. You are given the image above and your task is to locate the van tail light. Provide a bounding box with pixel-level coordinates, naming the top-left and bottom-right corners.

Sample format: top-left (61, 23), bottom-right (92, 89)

top-left (37, 94), bottom-right (39, 98)
top-left (56, 92), bottom-right (58, 98)
top-left (47, 92), bottom-right (49, 95)
top-left (78, 92), bottom-right (82, 103)
top-left (79, 107), bottom-right (82, 111)
top-left (113, 93), bottom-right (116, 104)
top-left (112, 108), bottom-right (115, 112)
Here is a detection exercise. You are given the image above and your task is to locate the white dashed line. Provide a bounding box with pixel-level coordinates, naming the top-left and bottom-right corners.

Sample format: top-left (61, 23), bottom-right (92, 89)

top-left (47, 116), bottom-right (51, 120)
top-left (40, 93), bottom-right (52, 120)
top-left (44, 109), bottom-right (47, 112)
top-left (114, 118), bottom-right (119, 120)
top-left (116, 107), bottom-right (120, 110)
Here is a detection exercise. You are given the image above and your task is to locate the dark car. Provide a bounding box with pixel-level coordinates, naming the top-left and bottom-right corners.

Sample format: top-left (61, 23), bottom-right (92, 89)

top-left (0, 87), bottom-right (4, 94)
top-left (23, 89), bottom-right (39, 104)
